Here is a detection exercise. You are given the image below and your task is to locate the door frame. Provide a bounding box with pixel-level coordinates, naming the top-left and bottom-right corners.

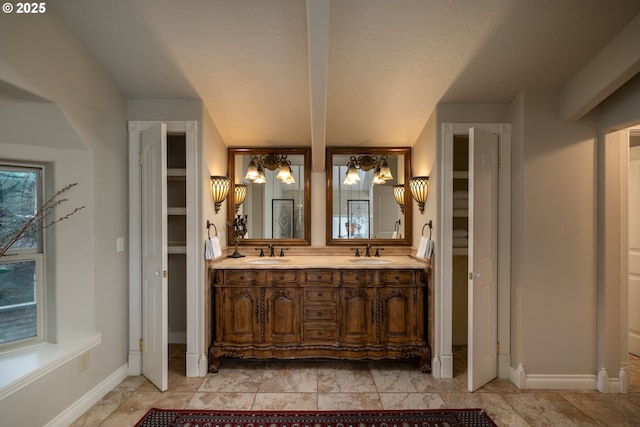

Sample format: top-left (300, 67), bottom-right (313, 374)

top-left (128, 120), bottom-right (203, 378)
top-left (433, 122), bottom-right (511, 380)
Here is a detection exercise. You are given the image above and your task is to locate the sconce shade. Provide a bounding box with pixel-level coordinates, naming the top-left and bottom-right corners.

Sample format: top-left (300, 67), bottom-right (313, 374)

top-left (210, 176), bottom-right (231, 213)
top-left (378, 157), bottom-right (394, 181)
top-left (393, 184), bottom-right (405, 214)
top-left (234, 184), bottom-right (247, 213)
top-left (254, 166), bottom-right (267, 184)
top-left (408, 176), bottom-right (429, 214)
top-left (343, 165), bottom-right (361, 185)
top-left (244, 156), bottom-right (259, 180)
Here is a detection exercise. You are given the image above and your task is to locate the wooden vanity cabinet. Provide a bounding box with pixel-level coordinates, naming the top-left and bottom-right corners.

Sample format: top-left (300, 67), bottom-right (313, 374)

top-left (210, 267), bottom-right (430, 373)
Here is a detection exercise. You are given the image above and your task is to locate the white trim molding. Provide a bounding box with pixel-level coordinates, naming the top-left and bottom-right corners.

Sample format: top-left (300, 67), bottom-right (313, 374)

top-left (437, 123), bottom-right (511, 380)
top-left (0, 333), bottom-right (102, 401)
top-left (45, 364), bottom-right (128, 427)
top-left (511, 364), bottom-right (597, 390)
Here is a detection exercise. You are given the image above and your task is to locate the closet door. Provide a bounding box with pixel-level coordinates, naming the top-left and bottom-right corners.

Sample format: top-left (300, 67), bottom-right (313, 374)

top-left (141, 123), bottom-right (169, 391)
top-left (467, 127), bottom-right (499, 392)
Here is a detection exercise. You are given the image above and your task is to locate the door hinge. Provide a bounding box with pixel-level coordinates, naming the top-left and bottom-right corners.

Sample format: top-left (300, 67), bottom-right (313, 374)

top-left (498, 156), bottom-right (502, 168)
top-left (138, 152), bottom-right (143, 164)
top-left (497, 341), bottom-right (500, 353)
top-left (139, 338), bottom-right (143, 351)
top-left (468, 272), bottom-right (473, 280)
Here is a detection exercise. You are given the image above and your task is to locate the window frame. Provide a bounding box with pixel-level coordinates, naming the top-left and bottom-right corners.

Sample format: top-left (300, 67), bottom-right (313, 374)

top-left (0, 163), bottom-right (46, 350)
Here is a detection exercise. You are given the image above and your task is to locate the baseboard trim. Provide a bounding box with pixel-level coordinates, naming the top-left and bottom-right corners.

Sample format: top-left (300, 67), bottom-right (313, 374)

top-left (510, 364), bottom-right (596, 390)
top-left (45, 363), bottom-right (129, 427)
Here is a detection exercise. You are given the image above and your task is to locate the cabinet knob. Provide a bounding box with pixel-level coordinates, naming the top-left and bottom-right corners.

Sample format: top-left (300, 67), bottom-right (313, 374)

top-left (317, 311), bottom-right (322, 316)
top-left (355, 275), bottom-right (360, 280)
top-left (395, 275), bottom-right (400, 280)
top-left (317, 331), bottom-right (322, 336)
top-left (317, 292), bottom-right (322, 296)
top-left (317, 275), bottom-right (322, 279)
top-left (240, 275), bottom-right (244, 280)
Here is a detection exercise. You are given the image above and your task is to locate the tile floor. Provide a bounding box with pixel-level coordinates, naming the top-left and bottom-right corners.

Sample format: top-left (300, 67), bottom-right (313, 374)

top-left (71, 345), bottom-right (640, 427)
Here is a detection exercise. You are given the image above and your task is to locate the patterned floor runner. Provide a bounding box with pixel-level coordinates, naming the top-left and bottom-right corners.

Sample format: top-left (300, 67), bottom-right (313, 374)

top-left (135, 408), bottom-right (497, 427)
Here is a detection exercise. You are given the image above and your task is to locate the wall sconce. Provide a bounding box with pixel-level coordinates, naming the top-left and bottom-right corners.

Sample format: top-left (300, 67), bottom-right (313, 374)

top-left (343, 155), bottom-right (393, 186)
top-left (234, 183), bottom-right (247, 214)
top-left (244, 154), bottom-right (295, 184)
top-left (393, 184), bottom-right (405, 214)
top-left (210, 176), bottom-right (231, 214)
top-left (408, 176), bottom-right (429, 214)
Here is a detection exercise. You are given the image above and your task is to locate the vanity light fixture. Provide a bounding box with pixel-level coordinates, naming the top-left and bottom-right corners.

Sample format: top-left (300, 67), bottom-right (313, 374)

top-left (393, 184), bottom-right (405, 214)
top-left (408, 176), bottom-right (429, 214)
top-left (343, 155), bottom-right (393, 186)
top-left (210, 176), bottom-right (231, 214)
top-left (234, 183), bottom-right (247, 214)
top-left (244, 153), bottom-right (295, 184)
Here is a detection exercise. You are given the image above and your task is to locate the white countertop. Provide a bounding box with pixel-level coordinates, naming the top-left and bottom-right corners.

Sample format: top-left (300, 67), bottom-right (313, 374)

top-left (210, 255), bottom-right (429, 269)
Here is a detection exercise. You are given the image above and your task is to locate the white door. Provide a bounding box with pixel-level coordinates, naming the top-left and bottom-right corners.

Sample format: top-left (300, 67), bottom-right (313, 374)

top-left (141, 123), bottom-right (169, 391)
top-left (629, 145), bottom-right (640, 356)
top-left (468, 127), bottom-right (499, 392)
top-left (373, 185), bottom-right (399, 238)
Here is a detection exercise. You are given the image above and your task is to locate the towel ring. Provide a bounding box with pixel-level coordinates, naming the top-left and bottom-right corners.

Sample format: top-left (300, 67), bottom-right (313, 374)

top-left (422, 220), bottom-right (433, 239)
top-left (206, 220), bottom-right (218, 238)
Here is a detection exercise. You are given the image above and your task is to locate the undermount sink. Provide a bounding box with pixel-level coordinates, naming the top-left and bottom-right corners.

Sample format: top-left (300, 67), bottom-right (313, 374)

top-left (349, 258), bottom-right (393, 265)
top-left (246, 258), bottom-right (291, 265)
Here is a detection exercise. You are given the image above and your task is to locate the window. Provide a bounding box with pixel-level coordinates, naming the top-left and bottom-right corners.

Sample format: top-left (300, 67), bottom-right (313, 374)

top-left (0, 164), bottom-right (45, 348)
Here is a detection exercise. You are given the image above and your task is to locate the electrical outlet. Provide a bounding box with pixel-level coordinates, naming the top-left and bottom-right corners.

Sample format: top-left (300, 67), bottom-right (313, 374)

top-left (116, 237), bottom-right (125, 252)
top-left (78, 351), bottom-right (89, 373)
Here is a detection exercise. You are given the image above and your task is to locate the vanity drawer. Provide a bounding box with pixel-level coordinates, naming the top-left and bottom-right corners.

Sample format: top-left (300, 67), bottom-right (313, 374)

top-left (265, 270), bottom-right (297, 283)
top-left (304, 287), bottom-right (336, 303)
top-left (341, 270), bottom-right (373, 284)
top-left (224, 270), bottom-right (258, 284)
top-left (381, 270), bottom-right (415, 283)
top-left (304, 306), bottom-right (336, 322)
top-left (303, 324), bottom-right (337, 342)
top-left (304, 270), bottom-right (334, 283)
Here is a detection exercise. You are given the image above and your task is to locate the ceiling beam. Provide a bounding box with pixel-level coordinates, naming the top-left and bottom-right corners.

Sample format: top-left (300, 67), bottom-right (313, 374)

top-left (306, 0), bottom-right (330, 172)
top-left (560, 14), bottom-right (640, 123)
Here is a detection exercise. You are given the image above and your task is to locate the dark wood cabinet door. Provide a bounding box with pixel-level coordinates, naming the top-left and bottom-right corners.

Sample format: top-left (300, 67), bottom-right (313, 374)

top-left (381, 286), bottom-right (417, 344)
top-left (265, 288), bottom-right (301, 344)
top-left (339, 287), bottom-right (375, 345)
top-left (221, 287), bottom-right (260, 344)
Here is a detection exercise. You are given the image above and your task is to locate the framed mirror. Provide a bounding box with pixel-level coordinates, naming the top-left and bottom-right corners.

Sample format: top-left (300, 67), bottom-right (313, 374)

top-left (326, 147), bottom-right (412, 246)
top-left (228, 147), bottom-right (311, 246)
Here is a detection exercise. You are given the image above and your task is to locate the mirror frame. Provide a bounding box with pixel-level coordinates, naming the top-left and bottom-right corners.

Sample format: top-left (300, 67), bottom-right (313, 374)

top-left (227, 147), bottom-right (311, 246)
top-left (326, 147), bottom-right (413, 246)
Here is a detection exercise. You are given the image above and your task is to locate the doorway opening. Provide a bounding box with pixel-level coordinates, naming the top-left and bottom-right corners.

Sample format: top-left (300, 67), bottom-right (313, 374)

top-left (627, 127), bottom-right (640, 391)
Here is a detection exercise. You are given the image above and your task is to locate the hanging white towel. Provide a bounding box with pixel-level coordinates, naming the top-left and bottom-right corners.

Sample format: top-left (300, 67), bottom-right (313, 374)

top-left (416, 236), bottom-right (428, 258)
top-left (425, 238), bottom-right (434, 259)
top-left (205, 237), bottom-right (214, 260)
top-left (205, 236), bottom-right (223, 260)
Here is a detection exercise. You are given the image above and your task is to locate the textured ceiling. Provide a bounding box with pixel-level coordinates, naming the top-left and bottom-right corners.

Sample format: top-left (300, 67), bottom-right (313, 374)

top-left (49, 0), bottom-right (640, 152)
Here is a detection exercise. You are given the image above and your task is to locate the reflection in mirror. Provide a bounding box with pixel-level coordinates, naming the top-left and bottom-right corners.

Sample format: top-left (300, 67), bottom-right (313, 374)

top-left (326, 147), bottom-right (412, 246)
top-left (228, 148), bottom-right (311, 245)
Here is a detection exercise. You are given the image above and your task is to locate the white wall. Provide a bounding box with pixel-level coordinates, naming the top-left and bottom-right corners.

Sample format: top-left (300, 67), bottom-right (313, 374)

top-left (0, 11), bottom-right (128, 426)
top-left (597, 73), bottom-right (640, 383)
top-left (510, 90), bottom-right (598, 375)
